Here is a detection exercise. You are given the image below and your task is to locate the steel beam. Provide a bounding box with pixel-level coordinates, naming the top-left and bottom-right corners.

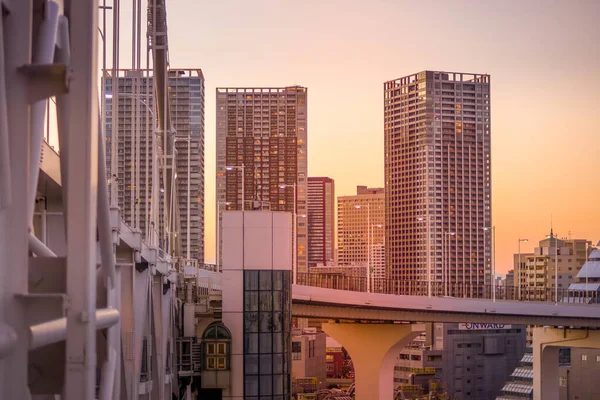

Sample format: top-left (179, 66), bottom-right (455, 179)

top-left (61, 0), bottom-right (100, 398)
top-left (0, 0), bottom-right (33, 398)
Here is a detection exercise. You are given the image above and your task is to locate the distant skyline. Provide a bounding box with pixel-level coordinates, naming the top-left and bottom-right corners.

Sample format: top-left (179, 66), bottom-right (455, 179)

top-left (110, 0), bottom-right (599, 272)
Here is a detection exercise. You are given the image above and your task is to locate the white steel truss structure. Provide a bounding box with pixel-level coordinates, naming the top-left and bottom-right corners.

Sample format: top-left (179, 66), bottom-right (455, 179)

top-left (0, 0), bottom-right (184, 399)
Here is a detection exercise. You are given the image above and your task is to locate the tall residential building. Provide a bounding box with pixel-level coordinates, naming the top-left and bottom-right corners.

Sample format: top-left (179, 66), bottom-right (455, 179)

top-left (384, 71), bottom-right (492, 296)
top-left (103, 69), bottom-right (205, 261)
top-left (216, 86), bottom-right (308, 274)
top-left (337, 186), bottom-right (385, 268)
top-left (307, 177), bottom-right (335, 267)
top-left (513, 232), bottom-right (591, 301)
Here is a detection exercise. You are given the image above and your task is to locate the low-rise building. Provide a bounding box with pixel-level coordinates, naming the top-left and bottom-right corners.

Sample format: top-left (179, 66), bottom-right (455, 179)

top-left (513, 232), bottom-right (591, 301)
top-left (292, 328), bottom-right (328, 395)
top-left (395, 323), bottom-right (526, 400)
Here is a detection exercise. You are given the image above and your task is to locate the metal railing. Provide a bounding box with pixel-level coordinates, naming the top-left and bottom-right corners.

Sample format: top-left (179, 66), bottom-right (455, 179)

top-left (296, 273), bottom-right (600, 304)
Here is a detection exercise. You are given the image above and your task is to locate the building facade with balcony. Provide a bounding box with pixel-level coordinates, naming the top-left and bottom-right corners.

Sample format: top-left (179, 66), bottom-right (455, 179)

top-left (216, 87), bottom-right (308, 276)
top-left (103, 69), bottom-right (205, 261)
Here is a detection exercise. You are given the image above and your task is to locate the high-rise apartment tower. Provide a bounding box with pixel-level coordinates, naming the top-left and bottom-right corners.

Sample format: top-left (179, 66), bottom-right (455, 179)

top-left (104, 69), bottom-right (205, 261)
top-left (384, 71), bottom-right (491, 296)
top-left (307, 177), bottom-right (335, 267)
top-left (216, 87), bottom-right (308, 275)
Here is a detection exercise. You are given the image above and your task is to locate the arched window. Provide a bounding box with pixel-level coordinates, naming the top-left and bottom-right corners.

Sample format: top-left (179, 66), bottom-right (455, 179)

top-left (202, 322), bottom-right (231, 371)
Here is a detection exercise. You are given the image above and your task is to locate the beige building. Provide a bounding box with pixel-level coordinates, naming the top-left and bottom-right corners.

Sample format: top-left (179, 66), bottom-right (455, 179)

top-left (216, 86), bottom-right (308, 274)
top-left (384, 71), bottom-right (492, 296)
top-left (513, 232), bottom-right (591, 301)
top-left (337, 186), bottom-right (385, 271)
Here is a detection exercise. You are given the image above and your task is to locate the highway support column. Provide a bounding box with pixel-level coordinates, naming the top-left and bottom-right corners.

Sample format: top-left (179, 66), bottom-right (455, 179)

top-left (322, 322), bottom-right (424, 400)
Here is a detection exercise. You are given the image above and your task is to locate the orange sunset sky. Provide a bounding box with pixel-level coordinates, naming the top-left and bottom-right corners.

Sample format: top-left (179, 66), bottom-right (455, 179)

top-left (112, 0), bottom-right (599, 274)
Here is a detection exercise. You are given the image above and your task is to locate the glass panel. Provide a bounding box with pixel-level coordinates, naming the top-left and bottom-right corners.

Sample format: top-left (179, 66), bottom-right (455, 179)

top-left (202, 326), bottom-right (216, 339)
top-left (218, 343), bottom-right (226, 355)
top-left (245, 375), bottom-right (259, 396)
top-left (216, 326), bottom-right (231, 339)
top-left (245, 271), bottom-right (259, 290)
top-left (260, 375), bottom-right (273, 395)
top-left (273, 291), bottom-right (283, 311)
top-left (245, 312), bottom-right (259, 332)
top-left (260, 354), bottom-right (272, 374)
top-left (217, 357), bottom-right (226, 369)
top-left (284, 374), bottom-right (290, 395)
top-left (273, 333), bottom-right (283, 353)
top-left (245, 291), bottom-right (258, 311)
top-left (273, 354), bottom-right (283, 374)
top-left (260, 333), bottom-right (272, 353)
top-left (207, 343), bottom-right (216, 355)
top-left (260, 312), bottom-right (273, 332)
top-left (273, 312), bottom-right (283, 332)
top-left (259, 291), bottom-right (272, 311)
top-left (245, 333), bottom-right (259, 354)
top-left (273, 271), bottom-right (283, 290)
top-left (207, 357), bottom-right (216, 369)
top-left (273, 374), bottom-right (284, 394)
top-left (245, 354), bottom-right (259, 374)
top-left (259, 270), bottom-right (272, 290)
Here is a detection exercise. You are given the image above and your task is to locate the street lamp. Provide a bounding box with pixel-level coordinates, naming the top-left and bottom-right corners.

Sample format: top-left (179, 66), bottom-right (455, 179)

top-left (517, 238), bottom-right (528, 300)
top-left (483, 227), bottom-right (496, 302)
top-left (225, 164), bottom-right (245, 211)
top-left (417, 217), bottom-right (432, 298)
top-left (279, 183), bottom-right (298, 284)
top-left (216, 201), bottom-right (232, 272)
top-left (443, 232), bottom-right (456, 297)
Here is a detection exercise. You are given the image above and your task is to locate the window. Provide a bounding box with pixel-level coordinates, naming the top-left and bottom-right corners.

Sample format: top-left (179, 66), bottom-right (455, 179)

top-left (582, 354), bottom-right (588, 361)
top-left (244, 270), bottom-right (292, 398)
top-left (559, 377), bottom-right (567, 387)
top-left (203, 323), bottom-right (231, 371)
top-left (292, 341), bottom-right (302, 360)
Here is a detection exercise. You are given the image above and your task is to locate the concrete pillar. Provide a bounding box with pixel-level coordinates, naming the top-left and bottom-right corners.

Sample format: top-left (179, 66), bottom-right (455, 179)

top-left (322, 323), bottom-right (424, 400)
top-left (533, 327), bottom-right (600, 400)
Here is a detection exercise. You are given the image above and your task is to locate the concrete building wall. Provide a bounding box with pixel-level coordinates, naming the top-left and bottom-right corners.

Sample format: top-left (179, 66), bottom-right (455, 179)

top-left (567, 348), bottom-right (600, 399)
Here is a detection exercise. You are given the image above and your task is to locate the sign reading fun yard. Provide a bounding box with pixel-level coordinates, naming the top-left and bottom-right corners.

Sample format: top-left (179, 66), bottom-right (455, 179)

top-left (459, 323), bottom-right (512, 330)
